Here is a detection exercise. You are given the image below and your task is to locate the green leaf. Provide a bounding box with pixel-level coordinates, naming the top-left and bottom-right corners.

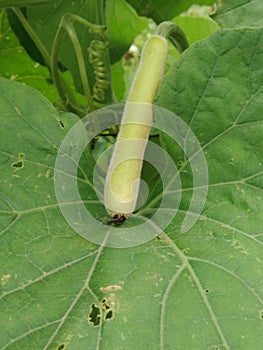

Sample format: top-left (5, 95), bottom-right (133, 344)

top-left (110, 59), bottom-right (126, 101)
top-left (126, 0), bottom-right (215, 23)
top-left (0, 10), bottom-right (59, 103)
top-left (106, 0), bottom-right (148, 63)
top-left (0, 77), bottom-right (101, 349)
top-left (213, 0), bottom-right (263, 28)
top-left (171, 15), bottom-right (220, 45)
top-left (156, 27), bottom-right (263, 348)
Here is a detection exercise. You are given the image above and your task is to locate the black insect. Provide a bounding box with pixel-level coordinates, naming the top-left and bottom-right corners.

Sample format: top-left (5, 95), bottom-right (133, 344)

top-left (110, 213), bottom-right (128, 226)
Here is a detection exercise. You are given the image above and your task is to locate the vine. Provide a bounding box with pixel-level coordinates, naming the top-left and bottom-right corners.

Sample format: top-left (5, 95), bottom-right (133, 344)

top-left (88, 38), bottom-right (110, 108)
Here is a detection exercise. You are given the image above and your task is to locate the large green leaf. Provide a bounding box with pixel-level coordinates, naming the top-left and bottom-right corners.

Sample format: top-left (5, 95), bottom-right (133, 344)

top-left (213, 0), bottom-right (263, 28)
top-left (1, 26), bottom-right (263, 350)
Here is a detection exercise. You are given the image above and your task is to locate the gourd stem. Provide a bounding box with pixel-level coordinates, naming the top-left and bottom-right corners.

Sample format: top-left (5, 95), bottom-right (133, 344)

top-left (155, 21), bottom-right (189, 53)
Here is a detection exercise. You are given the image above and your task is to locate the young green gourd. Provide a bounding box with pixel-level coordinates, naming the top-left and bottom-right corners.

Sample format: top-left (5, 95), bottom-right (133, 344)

top-left (104, 22), bottom-right (188, 223)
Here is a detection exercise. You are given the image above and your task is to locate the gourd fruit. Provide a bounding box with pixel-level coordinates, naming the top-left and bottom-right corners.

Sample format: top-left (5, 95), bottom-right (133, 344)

top-left (104, 23), bottom-right (188, 222)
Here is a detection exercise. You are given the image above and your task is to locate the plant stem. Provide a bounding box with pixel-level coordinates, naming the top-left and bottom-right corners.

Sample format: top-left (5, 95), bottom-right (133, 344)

top-left (95, 0), bottom-right (106, 25)
top-left (155, 21), bottom-right (189, 53)
top-left (51, 15), bottom-right (95, 111)
top-left (11, 7), bottom-right (51, 68)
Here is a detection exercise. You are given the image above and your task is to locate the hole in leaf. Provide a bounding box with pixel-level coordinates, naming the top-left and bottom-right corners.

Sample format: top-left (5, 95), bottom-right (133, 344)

top-left (102, 298), bottom-right (114, 320)
top-left (57, 344), bottom-right (65, 350)
top-left (88, 303), bottom-right (101, 326)
top-left (12, 160), bottom-right (23, 169)
top-left (12, 153), bottom-right (25, 169)
top-left (205, 288), bottom-right (211, 294)
top-left (105, 309), bottom-right (113, 320)
top-left (58, 120), bottom-right (64, 128)
top-left (259, 310), bottom-right (263, 319)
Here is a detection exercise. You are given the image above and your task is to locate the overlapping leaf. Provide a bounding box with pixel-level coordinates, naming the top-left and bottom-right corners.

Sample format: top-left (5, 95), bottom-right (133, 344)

top-left (213, 0), bottom-right (263, 28)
